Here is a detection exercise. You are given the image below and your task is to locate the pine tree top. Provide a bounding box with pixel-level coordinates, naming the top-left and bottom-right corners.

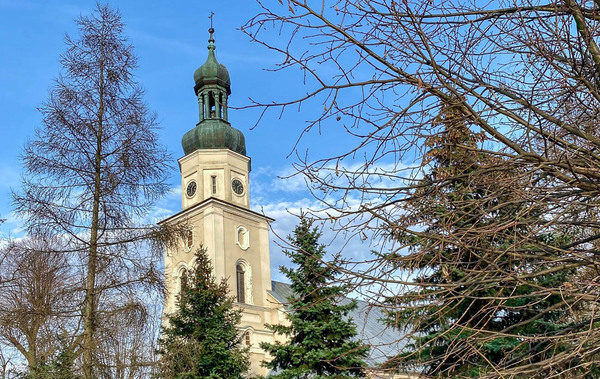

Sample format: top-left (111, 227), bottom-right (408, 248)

top-left (158, 247), bottom-right (249, 379)
top-left (262, 217), bottom-right (369, 378)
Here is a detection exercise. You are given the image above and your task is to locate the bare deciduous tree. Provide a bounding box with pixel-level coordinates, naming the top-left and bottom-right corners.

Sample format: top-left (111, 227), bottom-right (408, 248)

top-left (13, 4), bottom-right (171, 378)
top-left (243, 1), bottom-right (600, 377)
top-left (95, 299), bottom-right (162, 379)
top-left (0, 346), bottom-right (17, 379)
top-left (0, 237), bottom-right (80, 377)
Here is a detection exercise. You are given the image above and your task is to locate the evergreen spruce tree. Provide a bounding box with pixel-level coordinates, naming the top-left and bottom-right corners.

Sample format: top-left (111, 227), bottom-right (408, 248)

top-left (385, 101), bottom-right (575, 377)
top-left (158, 247), bottom-right (249, 379)
top-left (261, 217), bottom-right (369, 378)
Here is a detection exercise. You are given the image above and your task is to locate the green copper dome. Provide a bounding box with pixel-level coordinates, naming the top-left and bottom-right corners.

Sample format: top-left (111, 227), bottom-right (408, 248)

top-left (182, 28), bottom-right (247, 157)
top-left (193, 28), bottom-right (231, 96)
top-left (182, 119), bottom-right (246, 156)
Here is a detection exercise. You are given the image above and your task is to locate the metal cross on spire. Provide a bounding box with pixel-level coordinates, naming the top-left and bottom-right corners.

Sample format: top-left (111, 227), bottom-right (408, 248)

top-left (208, 11), bottom-right (215, 43)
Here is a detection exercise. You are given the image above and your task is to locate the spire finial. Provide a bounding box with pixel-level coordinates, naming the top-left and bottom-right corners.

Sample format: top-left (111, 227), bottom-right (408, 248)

top-left (208, 12), bottom-right (215, 44)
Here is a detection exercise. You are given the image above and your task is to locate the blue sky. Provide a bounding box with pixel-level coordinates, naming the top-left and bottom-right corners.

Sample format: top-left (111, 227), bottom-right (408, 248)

top-left (0, 0), bottom-right (380, 281)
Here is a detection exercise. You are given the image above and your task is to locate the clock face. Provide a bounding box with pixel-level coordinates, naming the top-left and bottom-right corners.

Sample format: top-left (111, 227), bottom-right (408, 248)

top-left (232, 178), bottom-right (244, 195)
top-left (186, 181), bottom-right (197, 197)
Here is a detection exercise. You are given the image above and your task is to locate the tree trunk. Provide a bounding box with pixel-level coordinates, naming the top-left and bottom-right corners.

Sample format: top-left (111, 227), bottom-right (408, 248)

top-left (83, 53), bottom-right (105, 379)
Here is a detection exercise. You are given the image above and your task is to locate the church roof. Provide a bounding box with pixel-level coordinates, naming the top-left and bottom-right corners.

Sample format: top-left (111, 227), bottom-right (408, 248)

top-left (181, 118), bottom-right (246, 156)
top-left (158, 195), bottom-right (274, 225)
top-left (269, 280), bottom-right (405, 367)
top-left (193, 27), bottom-right (231, 96)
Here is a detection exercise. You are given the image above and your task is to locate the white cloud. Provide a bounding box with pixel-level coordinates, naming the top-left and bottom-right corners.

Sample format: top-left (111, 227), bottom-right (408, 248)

top-left (249, 160), bottom-right (416, 299)
top-left (147, 185), bottom-right (181, 222)
top-left (0, 211), bottom-right (25, 240)
top-left (253, 190), bottom-right (393, 287)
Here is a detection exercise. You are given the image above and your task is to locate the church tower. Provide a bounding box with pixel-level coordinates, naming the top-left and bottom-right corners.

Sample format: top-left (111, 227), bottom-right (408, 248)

top-left (161, 28), bottom-right (284, 376)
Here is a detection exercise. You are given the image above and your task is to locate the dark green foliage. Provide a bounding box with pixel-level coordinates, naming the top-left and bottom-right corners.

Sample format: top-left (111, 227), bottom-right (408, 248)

top-left (385, 102), bottom-right (576, 377)
top-left (261, 217), bottom-right (369, 378)
top-left (48, 347), bottom-right (78, 379)
top-left (20, 343), bottom-right (78, 379)
top-left (158, 247), bottom-right (249, 379)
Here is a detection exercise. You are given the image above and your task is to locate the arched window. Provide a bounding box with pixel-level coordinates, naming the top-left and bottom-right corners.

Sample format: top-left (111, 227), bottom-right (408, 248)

top-left (244, 330), bottom-right (251, 346)
top-left (236, 263), bottom-right (245, 303)
top-left (235, 260), bottom-right (253, 305)
top-left (179, 268), bottom-right (188, 294)
top-left (209, 91), bottom-right (216, 117)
